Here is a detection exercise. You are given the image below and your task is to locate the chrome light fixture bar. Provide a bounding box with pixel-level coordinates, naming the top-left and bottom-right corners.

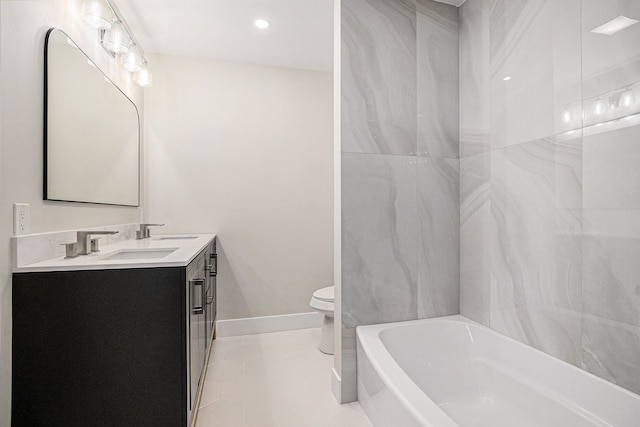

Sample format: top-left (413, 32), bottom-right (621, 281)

top-left (81, 0), bottom-right (152, 87)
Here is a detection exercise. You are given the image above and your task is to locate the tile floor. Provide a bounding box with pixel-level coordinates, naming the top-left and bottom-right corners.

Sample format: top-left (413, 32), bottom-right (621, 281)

top-left (195, 327), bottom-right (372, 427)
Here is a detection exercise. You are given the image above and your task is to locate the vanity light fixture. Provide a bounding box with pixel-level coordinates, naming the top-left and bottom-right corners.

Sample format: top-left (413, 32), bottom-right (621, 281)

top-left (563, 82), bottom-right (640, 131)
top-left (254, 18), bottom-right (271, 29)
top-left (591, 15), bottom-right (639, 35)
top-left (81, 0), bottom-right (113, 30)
top-left (81, 0), bottom-right (152, 87)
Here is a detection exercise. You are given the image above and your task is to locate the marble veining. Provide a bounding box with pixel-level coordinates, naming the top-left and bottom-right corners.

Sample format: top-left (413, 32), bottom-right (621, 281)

top-left (582, 314), bottom-right (640, 395)
top-left (583, 125), bottom-right (640, 210)
top-left (582, 233), bottom-right (640, 328)
top-left (490, 307), bottom-right (583, 367)
top-left (342, 153), bottom-right (418, 327)
top-left (582, 206), bottom-right (640, 328)
top-left (459, 0), bottom-right (640, 397)
top-left (417, 158), bottom-right (460, 317)
top-left (459, 0), bottom-right (490, 157)
top-left (490, 139), bottom-right (582, 311)
top-left (417, 0), bottom-right (459, 158)
top-left (494, 0), bottom-right (581, 149)
top-left (460, 138), bottom-right (583, 366)
top-left (460, 152), bottom-right (491, 325)
top-left (341, 0), bottom-right (417, 155)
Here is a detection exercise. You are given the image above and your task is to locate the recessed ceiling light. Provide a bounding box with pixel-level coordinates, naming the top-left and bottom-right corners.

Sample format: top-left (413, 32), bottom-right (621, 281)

top-left (254, 18), bottom-right (271, 29)
top-left (591, 15), bottom-right (639, 35)
top-left (503, 76), bottom-right (512, 81)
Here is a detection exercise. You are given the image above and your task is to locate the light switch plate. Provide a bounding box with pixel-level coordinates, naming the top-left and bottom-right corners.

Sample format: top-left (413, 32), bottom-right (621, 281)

top-left (13, 203), bottom-right (29, 235)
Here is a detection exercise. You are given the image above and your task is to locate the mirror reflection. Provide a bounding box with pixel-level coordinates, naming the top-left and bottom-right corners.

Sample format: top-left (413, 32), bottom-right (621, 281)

top-left (45, 28), bottom-right (140, 206)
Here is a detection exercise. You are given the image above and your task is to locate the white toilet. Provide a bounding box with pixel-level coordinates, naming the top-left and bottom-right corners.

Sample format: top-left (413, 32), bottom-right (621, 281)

top-left (309, 286), bottom-right (335, 355)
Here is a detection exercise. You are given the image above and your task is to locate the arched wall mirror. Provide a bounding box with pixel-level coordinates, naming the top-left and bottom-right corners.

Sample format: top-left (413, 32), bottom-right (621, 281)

top-left (44, 28), bottom-right (140, 207)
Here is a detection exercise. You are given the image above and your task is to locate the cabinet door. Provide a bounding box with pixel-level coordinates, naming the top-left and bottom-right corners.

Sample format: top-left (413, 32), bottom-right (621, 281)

top-left (12, 268), bottom-right (186, 427)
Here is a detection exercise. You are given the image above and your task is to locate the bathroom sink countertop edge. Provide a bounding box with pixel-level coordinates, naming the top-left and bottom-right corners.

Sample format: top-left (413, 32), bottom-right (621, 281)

top-left (13, 234), bottom-right (216, 273)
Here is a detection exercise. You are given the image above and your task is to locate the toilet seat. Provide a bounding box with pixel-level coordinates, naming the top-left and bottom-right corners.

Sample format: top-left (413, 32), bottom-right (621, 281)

top-left (312, 286), bottom-right (334, 302)
top-left (310, 286), bottom-right (334, 314)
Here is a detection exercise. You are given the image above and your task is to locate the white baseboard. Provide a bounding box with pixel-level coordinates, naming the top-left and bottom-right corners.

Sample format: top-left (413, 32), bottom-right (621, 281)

top-left (216, 312), bottom-right (324, 337)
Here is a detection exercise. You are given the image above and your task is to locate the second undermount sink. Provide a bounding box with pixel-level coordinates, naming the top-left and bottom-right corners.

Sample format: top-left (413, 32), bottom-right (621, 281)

top-left (101, 248), bottom-right (178, 261)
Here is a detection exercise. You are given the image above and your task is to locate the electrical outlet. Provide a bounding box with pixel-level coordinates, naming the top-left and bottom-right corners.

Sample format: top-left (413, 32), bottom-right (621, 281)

top-left (13, 203), bottom-right (30, 236)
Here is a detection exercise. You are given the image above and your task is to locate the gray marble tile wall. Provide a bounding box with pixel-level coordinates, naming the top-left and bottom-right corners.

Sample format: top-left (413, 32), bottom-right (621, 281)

top-left (460, 0), bottom-right (640, 394)
top-left (341, 0), bottom-right (417, 155)
top-left (417, 0), bottom-right (459, 158)
top-left (341, 0), bottom-right (459, 402)
top-left (342, 153), bottom-right (419, 329)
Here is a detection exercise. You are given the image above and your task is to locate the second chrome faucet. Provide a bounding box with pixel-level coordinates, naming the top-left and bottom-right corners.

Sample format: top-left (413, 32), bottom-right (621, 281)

top-left (76, 230), bottom-right (119, 255)
top-left (137, 223), bottom-right (164, 239)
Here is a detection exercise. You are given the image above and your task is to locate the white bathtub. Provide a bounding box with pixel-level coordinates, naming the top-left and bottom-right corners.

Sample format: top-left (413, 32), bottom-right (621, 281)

top-left (356, 315), bottom-right (640, 427)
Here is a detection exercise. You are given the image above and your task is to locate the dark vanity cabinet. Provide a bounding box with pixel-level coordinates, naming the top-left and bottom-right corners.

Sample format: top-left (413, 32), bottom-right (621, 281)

top-left (12, 240), bottom-right (216, 427)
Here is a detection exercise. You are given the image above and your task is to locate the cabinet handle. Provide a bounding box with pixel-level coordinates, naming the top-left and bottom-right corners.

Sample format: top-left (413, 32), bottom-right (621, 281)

top-left (209, 253), bottom-right (217, 276)
top-left (190, 278), bottom-right (205, 314)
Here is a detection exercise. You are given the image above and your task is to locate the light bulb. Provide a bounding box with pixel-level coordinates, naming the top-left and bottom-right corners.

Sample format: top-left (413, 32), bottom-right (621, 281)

top-left (81, 0), bottom-right (112, 30)
top-left (102, 20), bottom-right (130, 54)
top-left (562, 107), bottom-right (572, 123)
top-left (121, 49), bottom-right (143, 72)
top-left (619, 88), bottom-right (636, 108)
top-left (134, 67), bottom-right (153, 87)
top-left (592, 97), bottom-right (607, 116)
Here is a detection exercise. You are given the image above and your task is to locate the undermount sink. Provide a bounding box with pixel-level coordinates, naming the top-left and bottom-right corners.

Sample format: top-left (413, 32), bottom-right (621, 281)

top-left (100, 248), bottom-right (178, 261)
top-left (156, 236), bottom-right (198, 240)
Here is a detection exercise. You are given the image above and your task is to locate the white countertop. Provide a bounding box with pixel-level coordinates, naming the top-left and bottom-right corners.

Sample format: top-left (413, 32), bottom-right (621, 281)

top-left (13, 234), bottom-right (216, 273)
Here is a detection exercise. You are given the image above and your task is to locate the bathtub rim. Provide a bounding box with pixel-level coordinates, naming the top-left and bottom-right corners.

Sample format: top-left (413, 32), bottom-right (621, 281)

top-left (357, 316), bottom-right (465, 427)
top-left (356, 314), bottom-right (640, 427)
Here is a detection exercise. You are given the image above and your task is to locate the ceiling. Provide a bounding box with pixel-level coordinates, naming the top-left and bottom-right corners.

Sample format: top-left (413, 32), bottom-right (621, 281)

top-left (116, 0), bottom-right (334, 72)
top-left (115, 0), bottom-right (466, 73)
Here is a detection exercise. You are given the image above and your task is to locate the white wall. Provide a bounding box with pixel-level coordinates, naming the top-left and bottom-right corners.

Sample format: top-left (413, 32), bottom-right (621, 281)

top-left (144, 54), bottom-right (333, 320)
top-left (0, 1), bottom-right (143, 423)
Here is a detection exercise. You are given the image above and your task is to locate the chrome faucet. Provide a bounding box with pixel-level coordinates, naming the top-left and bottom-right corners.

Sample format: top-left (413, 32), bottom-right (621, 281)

top-left (137, 223), bottom-right (164, 239)
top-left (76, 230), bottom-right (119, 255)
